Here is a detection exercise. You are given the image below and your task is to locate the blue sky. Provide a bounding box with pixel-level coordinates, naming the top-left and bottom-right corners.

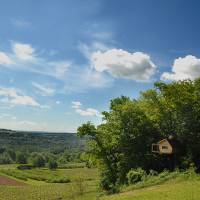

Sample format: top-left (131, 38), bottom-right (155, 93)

top-left (0, 0), bottom-right (200, 132)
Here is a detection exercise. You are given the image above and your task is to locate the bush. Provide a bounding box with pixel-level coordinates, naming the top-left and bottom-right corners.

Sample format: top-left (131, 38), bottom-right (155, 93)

top-left (48, 160), bottom-right (58, 170)
top-left (0, 153), bottom-right (12, 164)
top-left (47, 178), bottom-right (70, 183)
top-left (16, 152), bottom-right (27, 164)
top-left (127, 168), bottom-right (146, 185)
top-left (17, 164), bottom-right (33, 170)
top-left (32, 155), bottom-right (45, 168)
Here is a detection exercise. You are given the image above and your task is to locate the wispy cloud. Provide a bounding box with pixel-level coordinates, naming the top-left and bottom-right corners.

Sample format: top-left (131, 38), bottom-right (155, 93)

top-left (0, 41), bottom-right (113, 93)
top-left (0, 42), bottom-right (72, 81)
top-left (72, 101), bottom-right (102, 117)
top-left (0, 52), bottom-right (13, 65)
top-left (32, 82), bottom-right (55, 96)
top-left (11, 19), bottom-right (32, 28)
top-left (0, 87), bottom-right (40, 107)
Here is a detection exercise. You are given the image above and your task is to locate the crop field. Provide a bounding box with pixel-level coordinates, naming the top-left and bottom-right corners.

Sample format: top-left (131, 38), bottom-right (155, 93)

top-left (0, 165), bottom-right (99, 200)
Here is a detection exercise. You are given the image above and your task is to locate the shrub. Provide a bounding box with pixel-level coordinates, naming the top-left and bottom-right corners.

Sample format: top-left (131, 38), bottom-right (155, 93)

top-left (16, 152), bottom-right (27, 164)
top-left (32, 155), bottom-right (45, 168)
top-left (47, 178), bottom-right (70, 183)
top-left (17, 164), bottom-right (33, 170)
top-left (48, 160), bottom-right (58, 170)
top-left (127, 168), bottom-right (146, 185)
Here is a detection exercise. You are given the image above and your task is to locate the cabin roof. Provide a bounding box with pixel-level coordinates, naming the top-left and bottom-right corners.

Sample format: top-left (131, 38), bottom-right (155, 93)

top-left (157, 138), bottom-right (180, 149)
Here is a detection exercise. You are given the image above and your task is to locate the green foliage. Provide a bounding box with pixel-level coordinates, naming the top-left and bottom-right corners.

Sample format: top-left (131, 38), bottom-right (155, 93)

top-left (0, 129), bottom-right (85, 152)
top-left (16, 152), bottom-right (27, 164)
top-left (78, 78), bottom-right (200, 192)
top-left (127, 168), bottom-right (146, 185)
top-left (17, 164), bottom-right (33, 170)
top-left (0, 152), bottom-right (12, 164)
top-left (0, 166), bottom-right (99, 200)
top-left (48, 160), bottom-right (58, 170)
top-left (31, 154), bottom-right (45, 168)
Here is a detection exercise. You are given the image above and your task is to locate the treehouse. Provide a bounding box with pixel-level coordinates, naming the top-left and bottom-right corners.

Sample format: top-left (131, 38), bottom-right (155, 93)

top-left (152, 138), bottom-right (179, 155)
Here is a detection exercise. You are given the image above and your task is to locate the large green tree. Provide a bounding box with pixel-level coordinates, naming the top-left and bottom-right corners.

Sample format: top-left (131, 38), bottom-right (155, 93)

top-left (78, 79), bottom-right (200, 191)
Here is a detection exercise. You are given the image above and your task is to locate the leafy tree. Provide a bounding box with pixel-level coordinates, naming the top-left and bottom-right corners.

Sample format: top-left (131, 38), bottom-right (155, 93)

top-left (7, 149), bottom-right (16, 162)
top-left (78, 78), bottom-right (200, 191)
top-left (31, 154), bottom-right (45, 168)
top-left (16, 152), bottom-right (27, 164)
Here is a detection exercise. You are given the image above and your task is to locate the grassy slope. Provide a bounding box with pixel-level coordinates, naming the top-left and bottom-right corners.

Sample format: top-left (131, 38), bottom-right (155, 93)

top-left (102, 179), bottom-right (200, 200)
top-left (0, 165), bottom-right (99, 200)
top-left (0, 165), bottom-right (200, 200)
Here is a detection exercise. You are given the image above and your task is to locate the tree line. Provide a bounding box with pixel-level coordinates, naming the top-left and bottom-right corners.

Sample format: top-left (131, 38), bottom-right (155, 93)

top-left (77, 78), bottom-right (200, 192)
top-left (0, 147), bottom-right (83, 169)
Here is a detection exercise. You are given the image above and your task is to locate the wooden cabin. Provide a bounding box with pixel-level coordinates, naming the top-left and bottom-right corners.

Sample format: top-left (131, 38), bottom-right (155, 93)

top-left (152, 139), bottom-right (175, 154)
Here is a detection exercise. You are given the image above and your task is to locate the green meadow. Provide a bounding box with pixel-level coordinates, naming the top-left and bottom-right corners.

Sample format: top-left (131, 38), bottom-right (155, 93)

top-left (0, 165), bottom-right (200, 200)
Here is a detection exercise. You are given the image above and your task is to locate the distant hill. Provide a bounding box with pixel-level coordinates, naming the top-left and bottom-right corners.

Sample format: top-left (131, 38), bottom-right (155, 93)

top-left (0, 129), bottom-right (86, 152)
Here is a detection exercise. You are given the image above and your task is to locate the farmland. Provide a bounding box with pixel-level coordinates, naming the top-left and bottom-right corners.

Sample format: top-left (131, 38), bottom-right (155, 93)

top-left (0, 165), bottom-right (200, 200)
top-left (0, 164), bottom-right (99, 200)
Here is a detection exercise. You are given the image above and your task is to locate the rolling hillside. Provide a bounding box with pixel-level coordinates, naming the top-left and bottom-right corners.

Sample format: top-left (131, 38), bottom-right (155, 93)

top-left (0, 129), bottom-right (85, 151)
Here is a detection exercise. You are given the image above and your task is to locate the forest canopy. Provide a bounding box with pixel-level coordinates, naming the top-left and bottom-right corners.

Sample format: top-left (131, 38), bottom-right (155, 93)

top-left (77, 78), bottom-right (200, 191)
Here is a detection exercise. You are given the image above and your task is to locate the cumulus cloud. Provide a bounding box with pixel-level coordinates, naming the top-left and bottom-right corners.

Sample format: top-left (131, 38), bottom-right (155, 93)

top-left (161, 55), bottom-right (200, 81)
top-left (12, 42), bottom-right (35, 61)
top-left (0, 52), bottom-right (13, 65)
top-left (90, 49), bottom-right (156, 81)
top-left (71, 101), bottom-right (102, 117)
top-left (32, 82), bottom-right (55, 96)
top-left (0, 87), bottom-right (40, 107)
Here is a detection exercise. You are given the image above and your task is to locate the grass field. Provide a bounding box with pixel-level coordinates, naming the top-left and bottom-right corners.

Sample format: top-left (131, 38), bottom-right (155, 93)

top-left (102, 179), bottom-right (200, 200)
top-left (0, 165), bottom-right (99, 200)
top-left (0, 165), bottom-right (200, 200)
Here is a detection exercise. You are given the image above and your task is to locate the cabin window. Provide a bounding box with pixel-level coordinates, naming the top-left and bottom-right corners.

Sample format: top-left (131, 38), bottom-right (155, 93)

top-left (152, 144), bottom-right (159, 152)
top-left (161, 145), bottom-right (168, 150)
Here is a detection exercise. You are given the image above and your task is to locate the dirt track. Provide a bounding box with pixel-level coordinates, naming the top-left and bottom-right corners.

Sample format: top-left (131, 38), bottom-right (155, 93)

top-left (0, 176), bottom-right (26, 186)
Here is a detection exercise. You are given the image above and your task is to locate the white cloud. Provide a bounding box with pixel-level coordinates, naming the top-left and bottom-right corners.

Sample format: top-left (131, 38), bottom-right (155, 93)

top-left (12, 42), bottom-right (35, 61)
top-left (76, 108), bottom-right (102, 117)
top-left (48, 61), bottom-right (70, 79)
top-left (0, 119), bottom-right (48, 132)
top-left (78, 41), bottom-right (111, 59)
top-left (32, 82), bottom-right (55, 96)
top-left (161, 55), bottom-right (200, 81)
top-left (91, 31), bottom-right (113, 40)
top-left (56, 101), bottom-right (60, 105)
top-left (0, 41), bottom-right (112, 93)
top-left (0, 42), bottom-right (71, 80)
top-left (0, 113), bottom-right (16, 120)
top-left (72, 101), bottom-right (82, 109)
top-left (90, 49), bottom-right (156, 81)
top-left (0, 87), bottom-right (40, 107)
top-left (0, 52), bottom-right (13, 65)
top-left (11, 19), bottom-right (31, 28)
top-left (18, 120), bottom-right (37, 126)
top-left (71, 101), bottom-right (102, 117)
